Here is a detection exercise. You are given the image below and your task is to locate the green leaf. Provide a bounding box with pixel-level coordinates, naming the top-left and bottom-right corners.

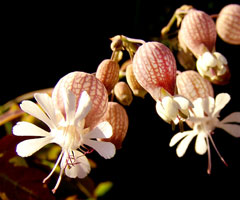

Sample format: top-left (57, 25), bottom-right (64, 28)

top-left (9, 156), bottom-right (28, 167)
top-left (94, 181), bottom-right (113, 197)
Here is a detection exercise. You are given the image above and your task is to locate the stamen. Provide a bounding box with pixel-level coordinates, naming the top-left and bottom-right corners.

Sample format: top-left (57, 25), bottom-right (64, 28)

top-left (208, 134), bottom-right (228, 167)
top-left (43, 151), bottom-right (64, 183)
top-left (206, 137), bottom-right (212, 174)
top-left (52, 166), bottom-right (65, 194)
top-left (79, 145), bottom-right (94, 155)
top-left (179, 120), bottom-right (184, 132)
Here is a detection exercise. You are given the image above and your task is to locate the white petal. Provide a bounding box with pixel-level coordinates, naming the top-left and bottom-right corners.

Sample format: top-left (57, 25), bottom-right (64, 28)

top-left (221, 112), bottom-right (240, 124)
top-left (192, 98), bottom-right (204, 117)
top-left (16, 137), bottom-right (52, 157)
top-left (20, 100), bottom-right (55, 129)
top-left (83, 139), bottom-right (116, 159)
top-left (161, 96), bottom-right (179, 119)
top-left (74, 91), bottom-right (92, 125)
top-left (174, 96), bottom-right (193, 110)
top-left (62, 151), bottom-right (90, 179)
top-left (156, 101), bottom-right (171, 123)
top-left (217, 123), bottom-right (240, 138)
top-left (213, 93), bottom-right (230, 117)
top-left (214, 52), bottom-right (228, 65)
top-left (169, 131), bottom-right (191, 147)
top-left (176, 131), bottom-right (197, 157)
top-left (203, 96), bottom-right (215, 115)
top-left (195, 132), bottom-right (207, 155)
top-left (13, 121), bottom-right (49, 137)
top-left (84, 121), bottom-right (112, 139)
top-left (34, 93), bottom-right (59, 126)
top-left (62, 89), bottom-right (76, 123)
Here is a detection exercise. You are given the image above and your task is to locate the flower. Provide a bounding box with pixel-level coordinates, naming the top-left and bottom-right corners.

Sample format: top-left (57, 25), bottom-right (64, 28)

top-left (12, 89), bottom-right (116, 193)
top-left (155, 88), bottom-right (193, 125)
top-left (169, 93), bottom-right (240, 174)
top-left (196, 51), bottom-right (230, 84)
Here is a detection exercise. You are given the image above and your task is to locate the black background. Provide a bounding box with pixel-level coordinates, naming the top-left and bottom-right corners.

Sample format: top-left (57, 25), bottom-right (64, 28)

top-left (1, 0), bottom-right (240, 199)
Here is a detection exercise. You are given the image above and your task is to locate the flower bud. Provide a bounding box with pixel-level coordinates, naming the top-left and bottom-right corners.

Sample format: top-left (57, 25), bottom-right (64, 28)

top-left (52, 71), bottom-right (108, 128)
top-left (96, 59), bottom-right (120, 94)
top-left (178, 9), bottom-right (216, 58)
top-left (126, 63), bottom-right (147, 98)
top-left (216, 4), bottom-right (240, 45)
top-left (176, 70), bottom-right (214, 102)
top-left (100, 102), bottom-right (128, 149)
top-left (132, 42), bottom-right (177, 100)
top-left (114, 82), bottom-right (133, 106)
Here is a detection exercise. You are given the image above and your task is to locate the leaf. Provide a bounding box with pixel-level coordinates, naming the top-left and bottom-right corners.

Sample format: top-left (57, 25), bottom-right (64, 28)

top-left (0, 135), bottom-right (55, 200)
top-left (94, 181), bottom-right (113, 197)
top-left (9, 156), bottom-right (28, 167)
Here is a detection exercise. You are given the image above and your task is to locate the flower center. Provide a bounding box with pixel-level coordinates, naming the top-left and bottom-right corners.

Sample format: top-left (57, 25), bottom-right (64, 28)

top-left (57, 119), bottom-right (86, 151)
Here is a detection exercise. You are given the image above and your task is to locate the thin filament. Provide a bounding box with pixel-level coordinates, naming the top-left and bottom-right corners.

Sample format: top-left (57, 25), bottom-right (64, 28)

top-left (43, 151), bottom-right (64, 183)
top-left (208, 134), bottom-right (228, 167)
top-left (206, 136), bottom-right (212, 174)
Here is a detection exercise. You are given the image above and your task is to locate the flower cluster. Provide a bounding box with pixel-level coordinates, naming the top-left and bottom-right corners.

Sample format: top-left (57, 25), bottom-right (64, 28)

top-left (2, 3), bottom-right (239, 197)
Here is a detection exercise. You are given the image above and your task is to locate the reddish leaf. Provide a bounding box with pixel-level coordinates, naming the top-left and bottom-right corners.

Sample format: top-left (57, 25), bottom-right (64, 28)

top-left (0, 135), bottom-right (55, 200)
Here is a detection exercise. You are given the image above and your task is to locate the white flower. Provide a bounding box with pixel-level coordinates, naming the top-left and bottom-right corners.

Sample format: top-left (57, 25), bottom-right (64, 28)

top-left (169, 93), bottom-right (240, 174)
top-left (196, 51), bottom-right (228, 81)
top-left (156, 88), bottom-right (193, 125)
top-left (12, 89), bottom-right (116, 193)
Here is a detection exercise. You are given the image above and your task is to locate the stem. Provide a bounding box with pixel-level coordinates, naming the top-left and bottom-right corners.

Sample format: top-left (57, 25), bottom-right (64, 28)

top-left (121, 35), bottom-right (146, 45)
top-left (2, 88), bottom-right (53, 112)
top-left (210, 14), bottom-right (219, 19)
top-left (161, 5), bottom-right (192, 38)
top-left (161, 13), bottom-right (177, 37)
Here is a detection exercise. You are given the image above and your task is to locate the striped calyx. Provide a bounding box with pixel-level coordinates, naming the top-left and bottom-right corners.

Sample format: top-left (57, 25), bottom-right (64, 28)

top-left (132, 42), bottom-right (176, 100)
top-left (96, 59), bottom-right (120, 94)
top-left (178, 9), bottom-right (216, 58)
top-left (176, 70), bottom-right (214, 102)
top-left (52, 71), bottom-right (108, 128)
top-left (100, 102), bottom-right (128, 149)
top-left (216, 4), bottom-right (240, 45)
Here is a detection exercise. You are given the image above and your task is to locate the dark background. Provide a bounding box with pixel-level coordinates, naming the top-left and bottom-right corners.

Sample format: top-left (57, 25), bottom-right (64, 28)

top-left (1, 0), bottom-right (240, 199)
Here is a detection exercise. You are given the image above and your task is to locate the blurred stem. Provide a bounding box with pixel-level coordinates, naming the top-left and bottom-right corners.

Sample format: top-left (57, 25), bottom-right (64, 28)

top-left (1, 88), bottom-right (53, 112)
top-left (210, 14), bottom-right (219, 19)
top-left (161, 5), bottom-right (193, 38)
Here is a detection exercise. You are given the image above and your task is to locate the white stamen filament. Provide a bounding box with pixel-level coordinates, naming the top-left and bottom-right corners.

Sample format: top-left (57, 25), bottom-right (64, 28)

top-left (43, 151), bottom-right (64, 184)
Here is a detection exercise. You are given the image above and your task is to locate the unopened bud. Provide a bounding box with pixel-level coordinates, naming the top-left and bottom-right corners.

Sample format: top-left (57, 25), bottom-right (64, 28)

top-left (114, 82), bottom-right (133, 106)
top-left (216, 4), bottom-right (240, 45)
top-left (126, 64), bottom-right (147, 98)
top-left (100, 102), bottom-right (128, 149)
top-left (96, 59), bottom-right (120, 94)
top-left (110, 35), bottom-right (124, 51)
